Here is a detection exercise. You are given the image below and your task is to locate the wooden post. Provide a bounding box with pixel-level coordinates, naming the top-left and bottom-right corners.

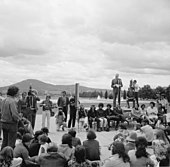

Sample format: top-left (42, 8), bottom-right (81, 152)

top-left (75, 83), bottom-right (79, 108)
top-left (75, 83), bottom-right (79, 131)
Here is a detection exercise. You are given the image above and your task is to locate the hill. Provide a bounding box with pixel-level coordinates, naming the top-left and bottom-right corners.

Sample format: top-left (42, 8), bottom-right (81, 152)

top-left (0, 79), bottom-right (110, 95)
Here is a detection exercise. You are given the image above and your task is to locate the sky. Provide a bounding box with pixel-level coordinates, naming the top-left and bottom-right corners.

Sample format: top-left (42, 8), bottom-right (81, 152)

top-left (0, 0), bottom-right (170, 90)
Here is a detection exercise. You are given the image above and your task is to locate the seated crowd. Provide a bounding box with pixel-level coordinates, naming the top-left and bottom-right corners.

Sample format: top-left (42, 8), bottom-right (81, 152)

top-left (1, 123), bottom-right (170, 167)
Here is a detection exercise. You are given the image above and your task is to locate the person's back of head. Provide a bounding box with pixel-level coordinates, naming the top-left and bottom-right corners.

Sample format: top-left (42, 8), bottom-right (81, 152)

top-left (112, 141), bottom-right (130, 163)
top-left (39, 134), bottom-right (48, 145)
top-left (0, 146), bottom-right (14, 166)
top-left (41, 127), bottom-right (49, 135)
top-left (61, 133), bottom-right (72, 148)
top-left (68, 128), bottom-right (76, 138)
top-left (155, 129), bottom-right (168, 144)
top-left (74, 145), bottom-right (86, 164)
top-left (34, 130), bottom-right (43, 141)
top-left (87, 130), bottom-right (96, 140)
top-left (7, 86), bottom-right (19, 97)
top-left (22, 133), bottom-right (33, 144)
top-left (135, 137), bottom-right (148, 159)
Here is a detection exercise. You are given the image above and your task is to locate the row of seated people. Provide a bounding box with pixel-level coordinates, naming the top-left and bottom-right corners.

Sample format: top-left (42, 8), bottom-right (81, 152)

top-left (78, 103), bottom-right (128, 132)
top-left (78, 100), bottom-right (169, 132)
top-left (130, 101), bottom-right (168, 128)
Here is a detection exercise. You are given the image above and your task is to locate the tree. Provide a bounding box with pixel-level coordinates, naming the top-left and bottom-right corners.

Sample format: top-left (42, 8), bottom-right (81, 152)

top-left (100, 91), bottom-right (103, 98)
top-left (104, 90), bottom-right (108, 99)
top-left (108, 93), bottom-right (113, 99)
top-left (138, 85), bottom-right (156, 100)
top-left (155, 86), bottom-right (165, 95)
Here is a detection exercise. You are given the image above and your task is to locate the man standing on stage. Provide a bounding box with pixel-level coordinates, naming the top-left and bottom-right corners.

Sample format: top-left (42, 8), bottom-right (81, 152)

top-left (133, 80), bottom-right (139, 107)
top-left (111, 74), bottom-right (123, 107)
top-left (57, 91), bottom-right (69, 122)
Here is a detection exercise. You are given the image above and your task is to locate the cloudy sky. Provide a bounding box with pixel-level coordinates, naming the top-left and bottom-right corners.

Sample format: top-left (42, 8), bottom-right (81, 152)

top-left (0, 0), bottom-right (170, 89)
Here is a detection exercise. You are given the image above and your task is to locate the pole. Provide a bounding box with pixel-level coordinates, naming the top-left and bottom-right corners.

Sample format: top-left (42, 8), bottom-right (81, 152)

top-left (75, 83), bottom-right (79, 108)
top-left (75, 83), bottom-right (79, 132)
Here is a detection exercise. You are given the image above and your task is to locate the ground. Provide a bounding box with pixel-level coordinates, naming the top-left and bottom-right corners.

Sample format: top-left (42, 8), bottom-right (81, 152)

top-left (34, 114), bottom-right (113, 161)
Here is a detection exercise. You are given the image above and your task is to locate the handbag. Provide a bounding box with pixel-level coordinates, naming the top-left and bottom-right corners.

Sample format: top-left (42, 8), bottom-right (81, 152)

top-left (50, 110), bottom-right (55, 117)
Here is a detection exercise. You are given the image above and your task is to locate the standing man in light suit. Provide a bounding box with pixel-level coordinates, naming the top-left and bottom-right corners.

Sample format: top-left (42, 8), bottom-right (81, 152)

top-left (111, 74), bottom-right (123, 107)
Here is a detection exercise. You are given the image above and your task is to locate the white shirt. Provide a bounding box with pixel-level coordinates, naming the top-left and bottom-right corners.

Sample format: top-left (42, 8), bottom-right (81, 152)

top-left (147, 106), bottom-right (158, 119)
top-left (141, 125), bottom-right (154, 142)
top-left (134, 83), bottom-right (139, 92)
top-left (38, 143), bottom-right (49, 156)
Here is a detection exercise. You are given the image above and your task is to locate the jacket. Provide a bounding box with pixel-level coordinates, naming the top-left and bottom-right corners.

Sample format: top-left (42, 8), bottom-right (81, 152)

top-left (111, 78), bottom-right (123, 89)
top-left (88, 109), bottom-right (97, 118)
top-left (40, 100), bottom-right (53, 111)
top-left (57, 97), bottom-right (69, 107)
top-left (36, 152), bottom-right (67, 167)
top-left (1, 96), bottom-right (20, 124)
top-left (58, 144), bottom-right (75, 161)
top-left (105, 109), bottom-right (118, 117)
top-left (97, 109), bottom-right (106, 118)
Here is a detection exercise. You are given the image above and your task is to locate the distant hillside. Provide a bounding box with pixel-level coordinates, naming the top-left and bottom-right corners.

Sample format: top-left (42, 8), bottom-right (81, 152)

top-left (0, 79), bottom-right (110, 95)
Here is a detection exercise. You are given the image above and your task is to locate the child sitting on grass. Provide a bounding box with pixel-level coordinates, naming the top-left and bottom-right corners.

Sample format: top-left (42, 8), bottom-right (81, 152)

top-left (55, 107), bottom-right (66, 131)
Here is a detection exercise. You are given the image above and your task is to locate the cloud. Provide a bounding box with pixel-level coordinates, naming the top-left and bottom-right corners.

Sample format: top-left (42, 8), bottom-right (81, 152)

top-left (0, 0), bottom-right (170, 89)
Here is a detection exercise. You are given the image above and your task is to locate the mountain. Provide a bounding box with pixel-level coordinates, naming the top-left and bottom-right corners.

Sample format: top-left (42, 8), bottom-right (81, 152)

top-left (0, 79), bottom-right (110, 95)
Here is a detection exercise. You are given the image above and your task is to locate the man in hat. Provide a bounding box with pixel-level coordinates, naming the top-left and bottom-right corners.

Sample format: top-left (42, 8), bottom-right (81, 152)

top-left (26, 87), bottom-right (40, 130)
top-left (57, 91), bottom-right (69, 122)
top-left (111, 74), bottom-right (123, 107)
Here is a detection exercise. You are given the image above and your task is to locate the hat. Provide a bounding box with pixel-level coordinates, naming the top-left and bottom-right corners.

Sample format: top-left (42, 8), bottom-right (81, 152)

top-left (31, 89), bottom-right (38, 95)
top-left (22, 133), bottom-right (33, 143)
top-left (126, 131), bottom-right (137, 142)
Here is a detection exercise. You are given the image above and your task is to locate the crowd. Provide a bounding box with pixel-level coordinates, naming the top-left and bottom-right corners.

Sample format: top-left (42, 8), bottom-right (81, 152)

top-left (0, 80), bottom-right (170, 167)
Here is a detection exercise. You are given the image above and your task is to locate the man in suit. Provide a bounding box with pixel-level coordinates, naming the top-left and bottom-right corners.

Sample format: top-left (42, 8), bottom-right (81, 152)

top-left (111, 74), bottom-right (123, 107)
top-left (57, 91), bottom-right (69, 122)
